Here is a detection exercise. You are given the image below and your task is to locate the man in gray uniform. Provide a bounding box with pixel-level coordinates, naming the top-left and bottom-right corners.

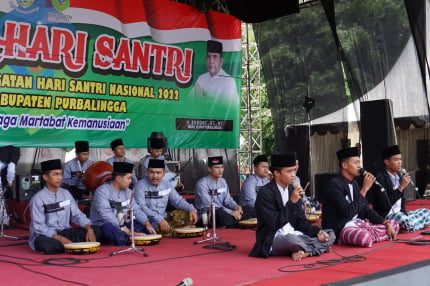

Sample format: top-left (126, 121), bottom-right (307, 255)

top-left (91, 162), bottom-right (156, 245)
top-left (195, 156), bottom-right (243, 228)
top-left (135, 159), bottom-right (197, 233)
top-left (29, 159), bottom-right (100, 254)
top-left (138, 137), bottom-right (169, 179)
top-left (239, 154), bottom-right (270, 220)
top-left (62, 140), bottom-right (94, 199)
top-left (106, 138), bottom-right (138, 186)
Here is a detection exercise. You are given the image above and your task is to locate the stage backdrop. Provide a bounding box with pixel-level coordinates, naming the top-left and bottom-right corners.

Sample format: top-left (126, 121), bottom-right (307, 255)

top-left (0, 0), bottom-right (241, 148)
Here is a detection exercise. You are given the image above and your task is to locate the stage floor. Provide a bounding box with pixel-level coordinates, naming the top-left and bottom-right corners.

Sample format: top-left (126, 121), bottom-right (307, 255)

top-left (1, 200), bottom-right (430, 286)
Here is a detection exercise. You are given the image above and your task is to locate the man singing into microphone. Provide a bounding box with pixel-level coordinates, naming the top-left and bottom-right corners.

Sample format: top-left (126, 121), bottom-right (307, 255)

top-left (321, 147), bottom-right (399, 247)
top-left (372, 145), bottom-right (430, 232)
top-left (249, 153), bottom-right (335, 260)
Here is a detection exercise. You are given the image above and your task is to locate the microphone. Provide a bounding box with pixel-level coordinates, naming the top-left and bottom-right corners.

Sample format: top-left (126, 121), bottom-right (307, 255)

top-left (359, 168), bottom-right (385, 192)
top-left (400, 168), bottom-right (418, 191)
top-left (292, 181), bottom-right (305, 197)
top-left (201, 207), bottom-right (210, 227)
top-left (177, 277), bottom-right (193, 286)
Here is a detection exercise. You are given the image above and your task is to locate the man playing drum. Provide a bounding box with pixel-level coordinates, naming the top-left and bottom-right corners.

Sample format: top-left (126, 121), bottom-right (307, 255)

top-left (29, 159), bottom-right (100, 254)
top-left (62, 140), bottom-right (94, 200)
top-left (134, 159), bottom-right (198, 234)
top-left (239, 154), bottom-right (270, 220)
top-left (106, 138), bottom-right (138, 186)
top-left (195, 156), bottom-right (243, 228)
top-left (90, 162), bottom-right (156, 245)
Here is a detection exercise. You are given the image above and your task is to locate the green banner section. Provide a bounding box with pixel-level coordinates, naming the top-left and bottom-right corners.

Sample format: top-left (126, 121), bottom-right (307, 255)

top-left (0, 7), bottom-right (241, 148)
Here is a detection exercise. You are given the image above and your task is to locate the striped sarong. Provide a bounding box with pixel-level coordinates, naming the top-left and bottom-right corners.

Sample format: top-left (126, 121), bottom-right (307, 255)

top-left (339, 219), bottom-right (399, 247)
top-left (386, 208), bottom-right (430, 232)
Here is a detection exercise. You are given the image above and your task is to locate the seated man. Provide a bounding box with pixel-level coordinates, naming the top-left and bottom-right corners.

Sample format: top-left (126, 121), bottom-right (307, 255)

top-left (106, 138), bottom-right (138, 186)
top-left (90, 162), bottom-right (156, 245)
top-left (195, 156), bottom-right (243, 228)
top-left (134, 159), bottom-right (197, 234)
top-left (373, 145), bottom-right (430, 232)
top-left (138, 136), bottom-right (169, 179)
top-left (321, 147), bottom-right (398, 247)
top-left (0, 145), bottom-right (20, 227)
top-left (29, 159), bottom-right (100, 254)
top-left (249, 153), bottom-right (335, 260)
top-left (239, 154), bottom-right (270, 220)
top-left (62, 140), bottom-right (94, 199)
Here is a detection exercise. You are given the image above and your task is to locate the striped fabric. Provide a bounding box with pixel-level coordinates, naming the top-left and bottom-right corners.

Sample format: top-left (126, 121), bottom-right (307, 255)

top-left (0, 0), bottom-right (241, 50)
top-left (339, 219), bottom-right (399, 247)
top-left (386, 208), bottom-right (430, 232)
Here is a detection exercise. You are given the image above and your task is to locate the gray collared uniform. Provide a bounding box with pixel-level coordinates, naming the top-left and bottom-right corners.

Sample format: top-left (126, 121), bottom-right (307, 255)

top-left (106, 156), bottom-right (138, 186)
top-left (63, 158), bottom-right (93, 189)
top-left (90, 183), bottom-right (148, 227)
top-left (29, 187), bottom-right (91, 250)
top-left (138, 154), bottom-right (169, 178)
top-left (239, 174), bottom-right (270, 207)
top-left (194, 175), bottom-right (238, 214)
top-left (134, 178), bottom-right (195, 224)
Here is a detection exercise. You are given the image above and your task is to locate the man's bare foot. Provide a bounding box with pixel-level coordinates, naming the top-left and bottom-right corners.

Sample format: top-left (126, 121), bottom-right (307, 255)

top-left (291, 250), bottom-right (309, 261)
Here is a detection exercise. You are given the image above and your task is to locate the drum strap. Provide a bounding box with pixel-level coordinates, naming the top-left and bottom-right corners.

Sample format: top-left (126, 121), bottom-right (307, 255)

top-left (109, 200), bottom-right (126, 212)
top-left (44, 200), bottom-right (70, 213)
top-left (145, 188), bottom-right (172, 199)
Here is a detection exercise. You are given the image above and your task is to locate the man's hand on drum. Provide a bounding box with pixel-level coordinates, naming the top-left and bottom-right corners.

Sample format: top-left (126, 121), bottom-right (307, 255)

top-left (144, 221), bottom-right (157, 235)
top-left (158, 219), bottom-right (171, 233)
top-left (231, 206), bottom-right (243, 221)
top-left (53, 234), bottom-right (72, 245)
top-left (85, 225), bottom-right (97, 242)
top-left (189, 209), bottom-right (198, 225)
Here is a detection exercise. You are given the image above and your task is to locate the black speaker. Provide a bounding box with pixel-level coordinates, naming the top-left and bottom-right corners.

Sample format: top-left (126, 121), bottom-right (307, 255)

top-left (226, 0), bottom-right (299, 23)
top-left (314, 173), bottom-right (338, 202)
top-left (360, 100), bottom-right (396, 174)
top-left (15, 174), bottom-right (42, 201)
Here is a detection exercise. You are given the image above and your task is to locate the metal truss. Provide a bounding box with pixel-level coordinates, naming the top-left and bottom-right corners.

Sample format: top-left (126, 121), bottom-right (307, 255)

top-left (239, 23), bottom-right (263, 175)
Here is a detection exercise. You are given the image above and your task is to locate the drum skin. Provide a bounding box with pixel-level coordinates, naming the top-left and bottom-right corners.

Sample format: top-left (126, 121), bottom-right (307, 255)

top-left (174, 227), bottom-right (205, 238)
top-left (132, 234), bottom-right (162, 246)
top-left (64, 242), bottom-right (101, 255)
top-left (84, 161), bottom-right (113, 192)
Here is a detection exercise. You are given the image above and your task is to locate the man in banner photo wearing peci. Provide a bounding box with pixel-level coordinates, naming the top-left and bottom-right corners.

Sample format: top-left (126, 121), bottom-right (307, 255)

top-left (191, 40), bottom-right (239, 106)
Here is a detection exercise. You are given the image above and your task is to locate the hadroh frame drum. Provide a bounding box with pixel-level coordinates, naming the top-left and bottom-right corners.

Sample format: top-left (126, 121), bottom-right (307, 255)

top-left (239, 218), bottom-right (257, 229)
top-left (83, 161), bottom-right (113, 192)
top-left (174, 227), bottom-right (205, 238)
top-left (64, 242), bottom-right (101, 255)
top-left (132, 234), bottom-right (162, 246)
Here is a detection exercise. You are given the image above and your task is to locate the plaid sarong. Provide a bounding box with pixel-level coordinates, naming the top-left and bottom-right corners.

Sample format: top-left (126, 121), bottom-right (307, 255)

top-left (386, 208), bottom-right (430, 232)
top-left (339, 219), bottom-right (399, 247)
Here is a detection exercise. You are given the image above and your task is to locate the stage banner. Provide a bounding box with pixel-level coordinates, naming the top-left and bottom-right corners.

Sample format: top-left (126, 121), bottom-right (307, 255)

top-left (0, 0), bottom-right (241, 148)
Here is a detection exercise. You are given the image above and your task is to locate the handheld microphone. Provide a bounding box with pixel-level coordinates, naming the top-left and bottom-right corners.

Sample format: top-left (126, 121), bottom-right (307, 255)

top-left (292, 181), bottom-right (305, 197)
top-left (359, 168), bottom-right (385, 192)
top-left (401, 168), bottom-right (418, 191)
top-left (176, 277), bottom-right (193, 286)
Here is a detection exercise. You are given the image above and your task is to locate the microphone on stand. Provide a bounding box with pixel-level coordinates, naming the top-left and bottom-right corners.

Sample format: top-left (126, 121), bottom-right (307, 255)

top-left (359, 168), bottom-right (385, 192)
top-left (176, 277), bottom-right (193, 286)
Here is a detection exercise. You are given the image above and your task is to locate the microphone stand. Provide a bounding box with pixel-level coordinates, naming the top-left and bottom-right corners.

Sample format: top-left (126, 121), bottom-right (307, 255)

top-left (0, 185), bottom-right (18, 240)
top-left (194, 189), bottom-right (233, 250)
top-left (111, 187), bottom-right (147, 256)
